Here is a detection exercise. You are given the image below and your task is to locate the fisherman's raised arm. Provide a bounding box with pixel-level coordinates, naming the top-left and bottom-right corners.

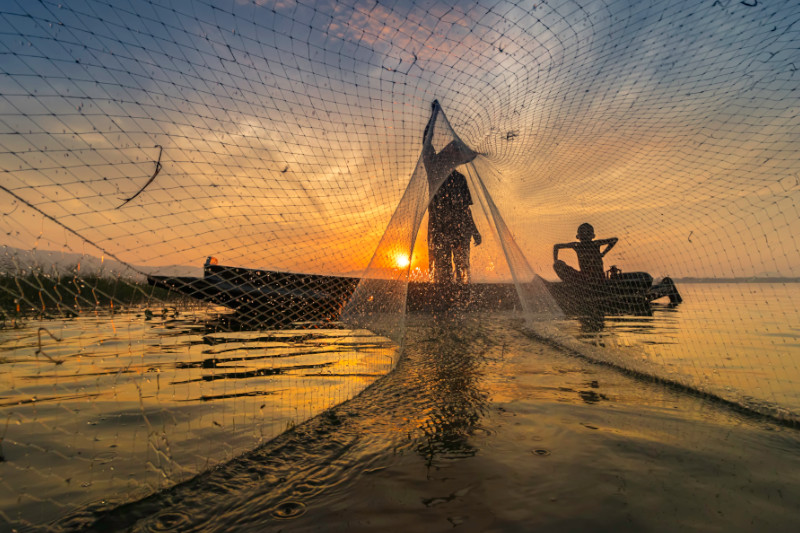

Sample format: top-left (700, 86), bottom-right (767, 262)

top-left (422, 100), bottom-right (440, 146)
top-left (597, 237), bottom-right (618, 257)
top-left (422, 100), bottom-right (440, 184)
top-left (553, 242), bottom-right (574, 262)
top-left (422, 100), bottom-right (477, 187)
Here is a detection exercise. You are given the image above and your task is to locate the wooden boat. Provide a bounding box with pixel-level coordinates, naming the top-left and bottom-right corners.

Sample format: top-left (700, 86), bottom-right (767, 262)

top-left (147, 259), bottom-right (681, 327)
top-left (148, 261), bottom-right (357, 325)
top-left (147, 258), bottom-right (521, 327)
top-left (543, 269), bottom-right (682, 315)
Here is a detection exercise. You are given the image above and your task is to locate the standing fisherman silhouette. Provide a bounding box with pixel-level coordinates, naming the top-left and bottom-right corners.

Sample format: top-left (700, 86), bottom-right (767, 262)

top-left (421, 101), bottom-right (482, 284)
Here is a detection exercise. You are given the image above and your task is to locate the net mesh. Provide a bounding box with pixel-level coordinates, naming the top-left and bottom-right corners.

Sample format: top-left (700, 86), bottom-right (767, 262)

top-left (1, 0), bottom-right (799, 527)
top-left (342, 101), bottom-right (560, 339)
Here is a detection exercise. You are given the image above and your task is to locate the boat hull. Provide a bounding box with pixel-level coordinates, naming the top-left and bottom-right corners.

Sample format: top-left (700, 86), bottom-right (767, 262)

top-left (543, 272), bottom-right (681, 315)
top-left (148, 264), bottom-right (520, 327)
top-left (148, 264), bottom-right (681, 327)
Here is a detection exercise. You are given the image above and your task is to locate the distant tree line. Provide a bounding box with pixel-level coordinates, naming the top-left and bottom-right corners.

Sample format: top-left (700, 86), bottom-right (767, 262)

top-left (0, 267), bottom-right (180, 318)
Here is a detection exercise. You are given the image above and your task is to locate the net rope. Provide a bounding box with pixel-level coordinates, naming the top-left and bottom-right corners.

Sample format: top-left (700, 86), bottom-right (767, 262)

top-left (1, 0), bottom-right (799, 527)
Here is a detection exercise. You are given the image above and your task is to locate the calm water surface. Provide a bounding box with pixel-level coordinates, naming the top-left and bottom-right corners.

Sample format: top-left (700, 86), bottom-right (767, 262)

top-left (2, 283), bottom-right (799, 530)
top-left (0, 307), bottom-right (395, 528)
top-left (558, 282), bottom-right (800, 419)
top-left (56, 314), bottom-right (800, 532)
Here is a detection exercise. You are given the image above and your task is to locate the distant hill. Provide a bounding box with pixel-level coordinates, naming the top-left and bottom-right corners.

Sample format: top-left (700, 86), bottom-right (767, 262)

top-left (0, 245), bottom-right (201, 280)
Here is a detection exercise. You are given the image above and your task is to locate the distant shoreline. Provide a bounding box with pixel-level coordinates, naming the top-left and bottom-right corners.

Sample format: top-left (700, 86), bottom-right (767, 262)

top-left (674, 277), bottom-right (800, 284)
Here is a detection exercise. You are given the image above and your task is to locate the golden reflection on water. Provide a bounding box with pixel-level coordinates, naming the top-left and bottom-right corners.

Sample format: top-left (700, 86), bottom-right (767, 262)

top-left (0, 308), bottom-right (395, 528)
top-left (33, 312), bottom-right (800, 532)
top-left (3, 286), bottom-right (799, 529)
top-left (557, 283), bottom-right (800, 419)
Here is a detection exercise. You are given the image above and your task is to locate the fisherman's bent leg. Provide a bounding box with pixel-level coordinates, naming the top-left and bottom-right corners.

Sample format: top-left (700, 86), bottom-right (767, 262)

top-left (553, 260), bottom-right (583, 285)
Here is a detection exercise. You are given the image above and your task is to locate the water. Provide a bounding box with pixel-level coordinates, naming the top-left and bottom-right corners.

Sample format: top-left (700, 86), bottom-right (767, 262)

top-left (2, 284), bottom-right (800, 530)
top-left (558, 283), bottom-right (800, 420)
top-left (0, 307), bottom-right (395, 528)
top-left (54, 313), bottom-right (800, 532)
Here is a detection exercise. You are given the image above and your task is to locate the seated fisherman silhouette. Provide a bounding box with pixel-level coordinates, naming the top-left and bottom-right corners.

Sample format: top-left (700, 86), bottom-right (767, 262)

top-left (553, 223), bottom-right (618, 285)
top-left (421, 100), bottom-right (482, 284)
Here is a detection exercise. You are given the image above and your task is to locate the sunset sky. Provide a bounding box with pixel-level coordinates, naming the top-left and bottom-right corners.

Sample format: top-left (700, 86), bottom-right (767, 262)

top-left (1, 0), bottom-right (799, 280)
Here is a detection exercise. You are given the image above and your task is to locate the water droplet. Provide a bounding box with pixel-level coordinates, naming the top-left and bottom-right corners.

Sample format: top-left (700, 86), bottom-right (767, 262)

top-left (148, 511), bottom-right (192, 531)
top-left (271, 501), bottom-right (307, 519)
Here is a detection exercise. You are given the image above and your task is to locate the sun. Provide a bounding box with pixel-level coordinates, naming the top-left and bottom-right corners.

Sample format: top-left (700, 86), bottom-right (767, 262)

top-left (395, 254), bottom-right (410, 268)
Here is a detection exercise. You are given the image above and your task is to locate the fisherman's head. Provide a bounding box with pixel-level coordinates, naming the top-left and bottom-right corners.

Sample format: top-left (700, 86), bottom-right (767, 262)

top-left (577, 223), bottom-right (595, 242)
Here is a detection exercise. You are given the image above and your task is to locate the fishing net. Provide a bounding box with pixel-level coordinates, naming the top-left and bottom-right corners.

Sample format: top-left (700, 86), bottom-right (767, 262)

top-left (1, 0), bottom-right (799, 528)
top-left (341, 100), bottom-right (560, 339)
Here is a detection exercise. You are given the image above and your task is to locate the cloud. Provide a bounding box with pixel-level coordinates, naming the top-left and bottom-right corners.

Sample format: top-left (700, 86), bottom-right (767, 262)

top-left (2, 0), bottom-right (799, 277)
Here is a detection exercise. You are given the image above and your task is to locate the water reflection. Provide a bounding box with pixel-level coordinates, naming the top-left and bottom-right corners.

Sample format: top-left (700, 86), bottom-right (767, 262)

top-left (57, 307), bottom-right (800, 532)
top-left (58, 314), bottom-right (502, 531)
top-left (413, 317), bottom-right (489, 467)
top-left (570, 305), bottom-right (666, 343)
top-left (556, 284), bottom-right (800, 422)
top-left (47, 289), bottom-right (800, 531)
top-left (0, 306), bottom-right (395, 528)
top-left (576, 311), bottom-right (606, 334)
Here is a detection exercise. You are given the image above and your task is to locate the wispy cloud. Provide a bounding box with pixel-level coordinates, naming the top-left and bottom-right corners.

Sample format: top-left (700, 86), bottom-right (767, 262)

top-left (2, 0), bottom-right (799, 277)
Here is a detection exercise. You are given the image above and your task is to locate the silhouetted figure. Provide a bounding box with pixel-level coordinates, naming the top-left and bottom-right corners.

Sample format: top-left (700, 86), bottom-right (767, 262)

top-left (428, 170), bottom-right (482, 284)
top-left (422, 100), bottom-right (481, 284)
top-left (553, 223), bottom-right (618, 285)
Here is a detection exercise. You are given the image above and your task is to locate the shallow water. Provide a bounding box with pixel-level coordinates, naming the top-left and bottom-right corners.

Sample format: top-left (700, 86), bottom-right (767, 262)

top-left (55, 314), bottom-right (800, 532)
top-left (4, 284), bottom-right (800, 531)
top-left (0, 307), bottom-right (395, 529)
top-left (556, 283), bottom-right (800, 420)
